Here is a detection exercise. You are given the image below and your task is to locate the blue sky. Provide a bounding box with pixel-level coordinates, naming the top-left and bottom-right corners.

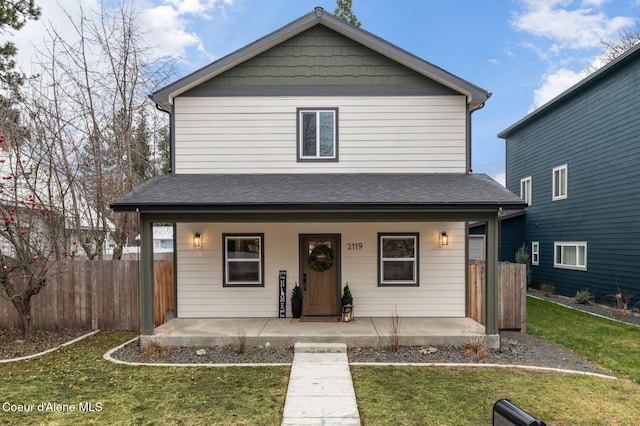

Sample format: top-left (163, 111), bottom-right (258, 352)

top-left (13, 0), bottom-right (640, 183)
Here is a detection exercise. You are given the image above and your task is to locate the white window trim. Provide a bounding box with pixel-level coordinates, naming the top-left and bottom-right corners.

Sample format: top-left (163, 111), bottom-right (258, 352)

top-left (223, 234), bottom-right (264, 287)
top-left (554, 241), bottom-right (587, 271)
top-left (531, 241), bottom-right (539, 266)
top-left (552, 164), bottom-right (568, 201)
top-left (297, 108), bottom-right (338, 161)
top-left (378, 233), bottom-right (419, 286)
top-left (520, 176), bottom-right (532, 206)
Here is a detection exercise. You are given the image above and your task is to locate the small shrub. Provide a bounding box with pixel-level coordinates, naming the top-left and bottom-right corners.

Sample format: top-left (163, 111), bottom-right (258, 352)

top-left (539, 283), bottom-right (555, 297)
top-left (235, 330), bottom-right (247, 354)
top-left (141, 340), bottom-right (178, 360)
top-left (574, 289), bottom-right (595, 305)
top-left (389, 306), bottom-right (401, 354)
top-left (463, 340), bottom-right (489, 360)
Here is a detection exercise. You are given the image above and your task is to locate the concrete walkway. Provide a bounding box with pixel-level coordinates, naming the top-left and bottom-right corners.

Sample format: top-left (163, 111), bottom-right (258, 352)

top-left (282, 343), bottom-right (360, 426)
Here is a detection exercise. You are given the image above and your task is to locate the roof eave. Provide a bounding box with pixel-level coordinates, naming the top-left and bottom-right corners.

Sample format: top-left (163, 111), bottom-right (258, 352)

top-left (498, 42), bottom-right (640, 139)
top-left (111, 202), bottom-right (526, 214)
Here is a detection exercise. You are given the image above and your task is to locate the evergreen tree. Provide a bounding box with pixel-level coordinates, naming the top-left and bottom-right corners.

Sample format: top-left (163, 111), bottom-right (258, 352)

top-left (0, 0), bottom-right (41, 86)
top-left (334, 0), bottom-right (361, 27)
top-left (132, 111), bottom-right (152, 180)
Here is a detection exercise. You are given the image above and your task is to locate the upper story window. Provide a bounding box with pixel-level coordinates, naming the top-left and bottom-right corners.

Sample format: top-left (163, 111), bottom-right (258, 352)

top-left (297, 108), bottom-right (338, 161)
top-left (552, 164), bottom-right (567, 200)
top-left (520, 176), bottom-right (532, 206)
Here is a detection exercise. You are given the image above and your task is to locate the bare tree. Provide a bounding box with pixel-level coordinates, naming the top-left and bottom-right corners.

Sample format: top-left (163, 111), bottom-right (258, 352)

top-left (0, 94), bottom-right (67, 337)
top-left (29, 1), bottom-right (174, 259)
top-left (585, 26), bottom-right (640, 74)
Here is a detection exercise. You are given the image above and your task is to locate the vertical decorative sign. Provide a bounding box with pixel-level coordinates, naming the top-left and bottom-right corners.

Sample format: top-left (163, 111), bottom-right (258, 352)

top-left (279, 270), bottom-right (286, 318)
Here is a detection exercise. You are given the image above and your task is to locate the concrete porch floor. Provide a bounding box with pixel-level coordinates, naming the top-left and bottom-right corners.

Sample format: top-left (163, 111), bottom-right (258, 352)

top-left (143, 317), bottom-right (499, 349)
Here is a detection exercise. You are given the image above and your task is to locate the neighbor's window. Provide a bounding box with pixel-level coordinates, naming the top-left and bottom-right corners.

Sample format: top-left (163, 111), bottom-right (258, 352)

top-left (520, 176), bottom-right (532, 206)
top-left (378, 233), bottom-right (419, 286)
top-left (223, 234), bottom-right (264, 286)
top-left (554, 241), bottom-right (586, 271)
top-left (552, 164), bottom-right (567, 200)
top-left (531, 241), bottom-right (539, 266)
top-left (298, 108), bottom-right (338, 161)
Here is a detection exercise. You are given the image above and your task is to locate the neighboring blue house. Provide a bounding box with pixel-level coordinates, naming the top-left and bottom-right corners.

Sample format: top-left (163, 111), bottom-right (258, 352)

top-left (498, 43), bottom-right (640, 305)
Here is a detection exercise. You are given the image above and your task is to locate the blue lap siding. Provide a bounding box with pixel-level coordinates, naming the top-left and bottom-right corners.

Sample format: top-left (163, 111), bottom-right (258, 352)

top-left (500, 45), bottom-right (640, 305)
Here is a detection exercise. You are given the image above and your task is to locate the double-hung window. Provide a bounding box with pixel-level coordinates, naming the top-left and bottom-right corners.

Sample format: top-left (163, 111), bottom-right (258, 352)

top-left (378, 233), bottom-right (419, 286)
top-left (552, 164), bottom-right (567, 200)
top-left (297, 108), bottom-right (338, 161)
top-left (520, 176), bottom-right (532, 206)
top-left (223, 234), bottom-right (264, 286)
top-left (531, 241), bottom-right (539, 266)
top-left (554, 241), bottom-right (586, 270)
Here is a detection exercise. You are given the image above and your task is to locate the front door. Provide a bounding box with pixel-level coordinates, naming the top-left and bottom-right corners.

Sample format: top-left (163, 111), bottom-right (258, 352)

top-left (300, 235), bottom-right (340, 317)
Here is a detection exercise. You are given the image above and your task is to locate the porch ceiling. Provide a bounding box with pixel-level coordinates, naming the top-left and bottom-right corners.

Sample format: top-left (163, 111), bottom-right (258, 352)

top-left (110, 173), bottom-right (526, 214)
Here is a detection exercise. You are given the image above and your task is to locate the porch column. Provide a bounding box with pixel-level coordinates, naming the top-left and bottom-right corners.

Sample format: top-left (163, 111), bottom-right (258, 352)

top-left (139, 214), bottom-right (155, 335)
top-left (485, 214), bottom-right (499, 335)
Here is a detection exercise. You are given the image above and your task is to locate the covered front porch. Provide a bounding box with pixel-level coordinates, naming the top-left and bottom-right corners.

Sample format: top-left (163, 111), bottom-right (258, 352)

top-left (141, 316), bottom-right (498, 349)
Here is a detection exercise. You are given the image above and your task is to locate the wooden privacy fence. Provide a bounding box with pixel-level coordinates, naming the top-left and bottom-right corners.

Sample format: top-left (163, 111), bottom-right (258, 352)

top-left (469, 260), bottom-right (527, 331)
top-left (0, 259), bottom-right (174, 331)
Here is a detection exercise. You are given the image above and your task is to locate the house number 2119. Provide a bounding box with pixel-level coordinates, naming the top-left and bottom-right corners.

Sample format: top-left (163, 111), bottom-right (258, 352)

top-left (347, 242), bottom-right (363, 250)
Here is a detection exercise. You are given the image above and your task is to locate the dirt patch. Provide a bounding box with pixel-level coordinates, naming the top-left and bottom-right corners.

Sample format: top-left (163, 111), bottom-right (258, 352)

top-left (0, 328), bottom-right (91, 360)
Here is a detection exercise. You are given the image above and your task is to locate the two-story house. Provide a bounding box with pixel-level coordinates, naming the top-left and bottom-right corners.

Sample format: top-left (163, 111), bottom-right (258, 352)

top-left (499, 43), bottom-right (640, 305)
top-left (111, 8), bottom-right (524, 345)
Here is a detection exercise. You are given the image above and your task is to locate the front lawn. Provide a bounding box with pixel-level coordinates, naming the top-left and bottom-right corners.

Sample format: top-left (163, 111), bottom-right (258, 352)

top-left (352, 366), bottom-right (639, 425)
top-left (352, 296), bottom-right (640, 425)
top-left (527, 296), bottom-right (640, 383)
top-left (0, 331), bottom-right (289, 425)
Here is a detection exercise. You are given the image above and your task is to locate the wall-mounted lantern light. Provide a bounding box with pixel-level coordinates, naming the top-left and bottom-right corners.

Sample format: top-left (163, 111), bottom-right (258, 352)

top-left (193, 232), bottom-right (202, 248)
top-left (440, 231), bottom-right (449, 246)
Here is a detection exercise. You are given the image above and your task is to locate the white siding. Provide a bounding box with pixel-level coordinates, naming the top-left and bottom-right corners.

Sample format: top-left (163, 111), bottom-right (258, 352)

top-left (176, 221), bottom-right (466, 318)
top-left (174, 96), bottom-right (467, 173)
top-left (468, 235), bottom-right (485, 261)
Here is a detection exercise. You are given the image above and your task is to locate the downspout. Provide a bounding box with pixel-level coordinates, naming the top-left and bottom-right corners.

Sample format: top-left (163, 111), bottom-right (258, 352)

top-left (466, 95), bottom-right (490, 173)
top-left (154, 102), bottom-right (174, 174)
top-left (154, 102), bottom-right (178, 319)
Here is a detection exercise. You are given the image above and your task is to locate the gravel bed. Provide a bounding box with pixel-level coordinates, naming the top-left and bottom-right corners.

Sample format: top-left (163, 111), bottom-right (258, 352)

top-left (109, 331), bottom-right (609, 375)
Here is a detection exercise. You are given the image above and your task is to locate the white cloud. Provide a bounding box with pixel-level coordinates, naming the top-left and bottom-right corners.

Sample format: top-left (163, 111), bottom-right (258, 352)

top-left (141, 0), bottom-right (235, 61)
top-left (512, 0), bottom-right (635, 52)
top-left (531, 67), bottom-right (583, 109)
top-left (493, 171), bottom-right (506, 187)
top-left (11, 0), bottom-right (234, 71)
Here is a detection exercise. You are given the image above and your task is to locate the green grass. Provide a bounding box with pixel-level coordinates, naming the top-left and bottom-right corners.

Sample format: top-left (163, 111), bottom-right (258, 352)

top-left (0, 331), bottom-right (289, 425)
top-left (527, 296), bottom-right (640, 383)
top-left (352, 366), bottom-right (640, 425)
top-left (352, 296), bottom-right (640, 425)
top-left (3, 298), bottom-right (640, 425)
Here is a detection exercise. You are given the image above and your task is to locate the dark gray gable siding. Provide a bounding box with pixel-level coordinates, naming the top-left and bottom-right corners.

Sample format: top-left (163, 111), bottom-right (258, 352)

top-left (181, 25), bottom-right (458, 97)
top-left (504, 53), bottom-right (640, 304)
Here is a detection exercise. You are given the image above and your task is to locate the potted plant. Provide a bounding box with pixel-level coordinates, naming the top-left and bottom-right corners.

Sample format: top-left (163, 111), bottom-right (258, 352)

top-left (341, 283), bottom-right (354, 321)
top-left (342, 283), bottom-right (353, 306)
top-left (291, 283), bottom-right (303, 318)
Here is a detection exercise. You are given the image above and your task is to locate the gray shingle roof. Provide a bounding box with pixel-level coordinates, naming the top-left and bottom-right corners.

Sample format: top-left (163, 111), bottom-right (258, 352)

top-left (111, 173), bottom-right (525, 213)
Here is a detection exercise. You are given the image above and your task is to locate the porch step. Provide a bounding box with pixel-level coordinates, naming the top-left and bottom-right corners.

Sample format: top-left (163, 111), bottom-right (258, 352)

top-left (294, 342), bottom-right (346, 354)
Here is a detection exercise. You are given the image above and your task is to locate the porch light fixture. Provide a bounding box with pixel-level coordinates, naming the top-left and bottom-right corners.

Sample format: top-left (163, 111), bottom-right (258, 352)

top-left (440, 231), bottom-right (449, 246)
top-left (193, 232), bottom-right (202, 248)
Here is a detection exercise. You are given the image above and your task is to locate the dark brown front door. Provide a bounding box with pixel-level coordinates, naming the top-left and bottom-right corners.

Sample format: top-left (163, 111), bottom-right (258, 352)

top-left (301, 235), bottom-right (340, 316)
